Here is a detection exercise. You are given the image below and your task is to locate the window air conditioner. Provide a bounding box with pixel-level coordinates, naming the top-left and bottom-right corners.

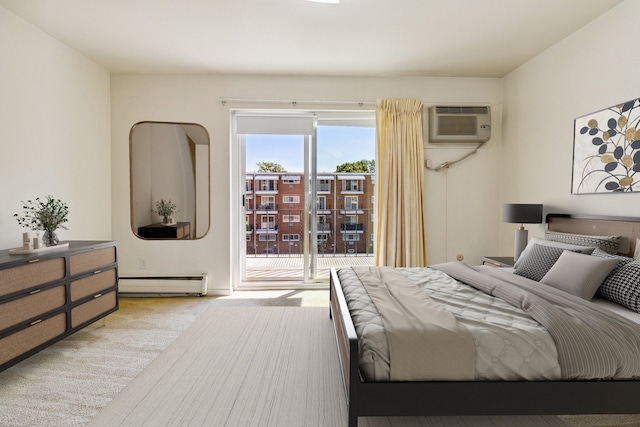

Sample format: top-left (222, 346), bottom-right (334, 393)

top-left (427, 106), bottom-right (491, 143)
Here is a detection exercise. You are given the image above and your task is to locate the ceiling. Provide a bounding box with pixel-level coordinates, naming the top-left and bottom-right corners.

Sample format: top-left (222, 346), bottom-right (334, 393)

top-left (0, 0), bottom-right (623, 77)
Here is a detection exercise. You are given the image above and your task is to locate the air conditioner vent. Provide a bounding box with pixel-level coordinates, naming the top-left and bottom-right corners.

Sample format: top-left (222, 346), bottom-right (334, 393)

top-left (435, 106), bottom-right (490, 115)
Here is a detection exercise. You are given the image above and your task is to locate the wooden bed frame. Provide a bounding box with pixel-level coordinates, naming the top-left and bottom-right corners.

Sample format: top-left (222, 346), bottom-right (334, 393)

top-left (329, 213), bottom-right (640, 427)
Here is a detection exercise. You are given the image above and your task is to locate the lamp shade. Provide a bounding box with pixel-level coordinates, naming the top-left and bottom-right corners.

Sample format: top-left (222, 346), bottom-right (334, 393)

top-left (503, 204), bottom-right (543, 224)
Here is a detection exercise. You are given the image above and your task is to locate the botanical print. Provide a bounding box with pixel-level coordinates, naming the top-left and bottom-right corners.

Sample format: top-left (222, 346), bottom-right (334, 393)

top-left (572, 97), bottom-right (640, 194)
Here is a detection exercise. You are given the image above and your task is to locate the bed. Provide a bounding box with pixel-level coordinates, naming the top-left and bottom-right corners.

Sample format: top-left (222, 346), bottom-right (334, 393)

top-left (329, 213), bottom-right (640, 427)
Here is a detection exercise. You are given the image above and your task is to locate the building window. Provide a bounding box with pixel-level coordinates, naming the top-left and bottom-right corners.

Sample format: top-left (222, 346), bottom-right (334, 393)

top-left (317, 179), bottom-right (331, 192)
top-left (259, 235), bottom-right (277, 241)
top-left (259, 179), bottom-right (277, 191)
top-left (345, 196), bottom-right (358, 210)
top-left (342, 180), bottom-right (360, 192)
top-left (282, 195), bottom-right (300, 204)
top-left (345, 215), bottom-right (357, 225)
top-left (261, 215), bottom-right (276, 229)
top-left (260, 196), bottom-right (275, 210)
top-left (246, 234), bottom-right (251, 241)
top-left (282, 215), bottom-right (300, 223)
top-left (317, 196), bottom-right (327, 210)
top-left (282, 234), bottom-right (300, 241)
top-left (343, 234), bottom-right (360, 241)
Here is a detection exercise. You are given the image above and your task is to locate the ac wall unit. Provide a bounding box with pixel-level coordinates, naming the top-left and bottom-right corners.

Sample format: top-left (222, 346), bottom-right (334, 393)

top-left (428, 106), bottom-right (491, 143)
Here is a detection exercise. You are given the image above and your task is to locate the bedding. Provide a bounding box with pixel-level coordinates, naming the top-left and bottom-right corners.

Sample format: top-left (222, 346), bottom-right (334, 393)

top-left (338, 266), bottom-right (561, 382)
top-left (339, 263), bottom-right (640, 383)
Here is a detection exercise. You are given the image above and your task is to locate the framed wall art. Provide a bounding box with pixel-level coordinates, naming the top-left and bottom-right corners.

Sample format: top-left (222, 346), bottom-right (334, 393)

top-left (572, 97), bottom-right (640, 194)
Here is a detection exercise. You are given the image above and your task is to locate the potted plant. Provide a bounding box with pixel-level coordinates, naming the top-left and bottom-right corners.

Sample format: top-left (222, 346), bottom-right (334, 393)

top-left (14, 196), bottom-right (69, 246)
top-left (153, 199), bottom-right (178, 224)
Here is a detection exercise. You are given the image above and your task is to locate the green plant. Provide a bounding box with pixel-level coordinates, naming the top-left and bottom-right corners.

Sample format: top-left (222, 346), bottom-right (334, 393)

top-left (153, 199), bottom-right (178, 217)
top-left (14, 196), bottom-right (69, 246)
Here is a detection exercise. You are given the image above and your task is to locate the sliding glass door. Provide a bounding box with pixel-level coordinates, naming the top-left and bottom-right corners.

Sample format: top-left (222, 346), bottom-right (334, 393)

top-left (235, 110), bottom-right (375, 287)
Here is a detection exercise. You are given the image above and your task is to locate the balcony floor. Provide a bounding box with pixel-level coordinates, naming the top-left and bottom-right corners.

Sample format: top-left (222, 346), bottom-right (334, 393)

top-left (244, 254), bottom-right (374, 282)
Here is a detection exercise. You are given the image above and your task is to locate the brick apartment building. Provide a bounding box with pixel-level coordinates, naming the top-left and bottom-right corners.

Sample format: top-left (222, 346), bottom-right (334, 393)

top-left (245, 172), bottom-right (375, 256)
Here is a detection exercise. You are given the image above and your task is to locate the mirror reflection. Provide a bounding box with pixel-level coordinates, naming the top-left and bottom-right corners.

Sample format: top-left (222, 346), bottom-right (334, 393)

top-left (130, 121), bottom-right (210, 239)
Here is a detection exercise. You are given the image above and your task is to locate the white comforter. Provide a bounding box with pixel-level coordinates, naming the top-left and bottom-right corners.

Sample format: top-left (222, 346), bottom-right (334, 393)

top-left (338, 267), bottom-right (561, 382)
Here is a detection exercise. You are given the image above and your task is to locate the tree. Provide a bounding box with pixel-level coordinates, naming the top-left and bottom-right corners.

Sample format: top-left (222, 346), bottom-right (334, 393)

top-left (256, 162), bottom-right (286, 173)
top-left (335, 159), bottom-right (375, 173)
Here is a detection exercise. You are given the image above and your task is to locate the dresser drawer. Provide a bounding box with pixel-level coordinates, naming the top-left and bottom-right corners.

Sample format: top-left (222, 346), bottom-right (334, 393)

top-left (71, 291), bottom-right (117, 328)
top-left (0, 312), bottom-right (67, 367)
top-left (70, 269), bottom-right (117, 302)
top-left (0, 285), bottom-right (66, 332)
top-left (70, 246), bottom-right (116, 276)
top-left (0, 258), bottom-right (66, 299)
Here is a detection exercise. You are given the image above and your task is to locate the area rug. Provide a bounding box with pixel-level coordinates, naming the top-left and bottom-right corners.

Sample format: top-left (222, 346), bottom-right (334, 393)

top-left (2, 295), bottom-right (638, 427)
top-left (0, 297), bottom-right (217, 427)
top-left (88, 306), bottom-right (570, 427)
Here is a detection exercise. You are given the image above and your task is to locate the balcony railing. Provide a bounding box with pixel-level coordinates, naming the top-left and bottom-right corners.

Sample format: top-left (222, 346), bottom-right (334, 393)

top-left (340, 223), bottom-right (364, 231)
top-left (256, 203), bottom-right (278, 210)
top-left (246, 207), bottom-right (374, 256)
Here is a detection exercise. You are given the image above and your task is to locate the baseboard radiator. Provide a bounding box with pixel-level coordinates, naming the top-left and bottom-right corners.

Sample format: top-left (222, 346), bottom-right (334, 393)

top-left (118, 275), bottom-right (209, 296)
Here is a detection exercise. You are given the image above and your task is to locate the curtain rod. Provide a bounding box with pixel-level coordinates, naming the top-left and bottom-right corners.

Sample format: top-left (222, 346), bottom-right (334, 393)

top-left (219, 97), bottom-right (375, 107)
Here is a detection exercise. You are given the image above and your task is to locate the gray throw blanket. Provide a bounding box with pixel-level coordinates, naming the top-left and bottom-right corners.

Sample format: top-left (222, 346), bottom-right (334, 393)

top-left (351, 266), bottom-right (475, 381)
top-left (431, 262), bottom-right (640, 380)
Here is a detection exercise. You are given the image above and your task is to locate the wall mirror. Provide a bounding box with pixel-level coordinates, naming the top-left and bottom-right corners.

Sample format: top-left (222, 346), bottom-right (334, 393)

top-left (130, 121), bottom-right (210, 240)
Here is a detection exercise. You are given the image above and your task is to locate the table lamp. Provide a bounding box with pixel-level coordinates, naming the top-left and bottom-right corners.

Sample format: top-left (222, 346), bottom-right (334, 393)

top-left (503, 203), bottom-right (543, 261)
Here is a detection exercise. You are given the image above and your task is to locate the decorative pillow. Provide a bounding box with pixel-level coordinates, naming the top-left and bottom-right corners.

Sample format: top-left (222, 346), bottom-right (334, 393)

top-left (590, 247), bottom-right (633, 271)
top-left (544, 231), bottom-right (621, 254)
top-left (514, 237), bottom-right (596, 269)
top-left (596, 260), bottom-right (640, 313)
top-left (634, 238), bottom-right (640, 260)
top-left (514, 244), bottom-right (566, 282)
top-left (540, 251), bottom-right (619, 300)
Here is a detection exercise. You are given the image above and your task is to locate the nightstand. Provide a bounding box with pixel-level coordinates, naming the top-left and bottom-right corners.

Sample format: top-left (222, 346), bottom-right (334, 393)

top-left (481, 256), bottom-right (515, 268)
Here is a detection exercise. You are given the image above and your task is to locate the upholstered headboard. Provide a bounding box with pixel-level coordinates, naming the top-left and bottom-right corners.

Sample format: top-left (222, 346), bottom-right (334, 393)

top-left (546, 213), bottom-right (640, 257)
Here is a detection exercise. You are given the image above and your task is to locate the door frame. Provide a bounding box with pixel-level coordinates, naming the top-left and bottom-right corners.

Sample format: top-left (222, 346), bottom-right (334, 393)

top-left (230, 107), bottom-right (376, 291)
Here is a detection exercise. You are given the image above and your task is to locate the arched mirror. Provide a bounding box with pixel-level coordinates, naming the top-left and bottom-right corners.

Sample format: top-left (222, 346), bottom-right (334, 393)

top-left (130, 121), bottom-right (210, 239)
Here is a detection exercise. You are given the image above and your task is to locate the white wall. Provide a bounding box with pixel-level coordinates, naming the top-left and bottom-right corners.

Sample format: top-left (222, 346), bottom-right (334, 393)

top-left (0, 7), bottom-right (111, 250)
top-left (111, 74), bottom-right (502, 294)
top-left (501, 0), bottom-right (639, 254)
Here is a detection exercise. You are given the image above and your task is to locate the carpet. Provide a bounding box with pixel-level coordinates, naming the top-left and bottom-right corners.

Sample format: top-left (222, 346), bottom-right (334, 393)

top-left (0, 297), bottom-right (217, 427)
top-left (88, 305), bottom-right (569, 427)
top-left (2, 294), bottom-right (639, 426)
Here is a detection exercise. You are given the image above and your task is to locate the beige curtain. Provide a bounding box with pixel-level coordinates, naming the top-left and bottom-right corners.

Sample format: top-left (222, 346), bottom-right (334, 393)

top-left (375, 99), bottom-right (428, 267)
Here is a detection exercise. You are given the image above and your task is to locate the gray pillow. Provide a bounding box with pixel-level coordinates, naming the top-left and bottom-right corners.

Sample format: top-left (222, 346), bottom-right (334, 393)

top-left (544, 231), bottom-right (621, 254)
top-left (514, 237), bottom-right (596, 269)
top-left (514, 244), bottom-right (565, 282)
top-left (540, 251), bottom-right (619, 300)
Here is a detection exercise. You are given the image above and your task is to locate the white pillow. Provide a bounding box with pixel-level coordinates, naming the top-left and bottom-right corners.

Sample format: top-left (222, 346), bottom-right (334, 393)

top-left (514, 237), bottom-right (596, 269)
top-left (540, 251), bottom-right (619, 300)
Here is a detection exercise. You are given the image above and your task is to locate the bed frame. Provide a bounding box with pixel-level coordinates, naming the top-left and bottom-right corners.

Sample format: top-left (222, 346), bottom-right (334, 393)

top-left (329, 213), bottom-right (640, 426)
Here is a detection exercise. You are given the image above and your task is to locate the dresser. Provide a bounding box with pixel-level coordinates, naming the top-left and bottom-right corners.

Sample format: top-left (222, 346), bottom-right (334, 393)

top-left (137, 222), bottom-right (191, 239)
top-left (0, 240), bottom-right (118, 372)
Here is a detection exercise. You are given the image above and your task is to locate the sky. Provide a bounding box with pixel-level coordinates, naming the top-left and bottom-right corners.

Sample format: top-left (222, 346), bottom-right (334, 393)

top-left (246, 125), bottom-right (375, 173)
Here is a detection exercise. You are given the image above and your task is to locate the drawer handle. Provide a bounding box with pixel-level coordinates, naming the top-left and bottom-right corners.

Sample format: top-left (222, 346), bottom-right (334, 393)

top-left (30, 319), bottom-right (42, 326)
top-left (27, 259), bottom-right (41, 263)
top-left (93, 270), bottom-right (102, 275)
top-left (93, 293), bottom-right (102, 299)
top-left (29, 289), bottom-right (42, 295)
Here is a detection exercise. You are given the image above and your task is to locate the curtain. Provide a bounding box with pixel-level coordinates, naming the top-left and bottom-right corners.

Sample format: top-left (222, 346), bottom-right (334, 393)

top-left (375, 99), bottom-right (428, 267)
